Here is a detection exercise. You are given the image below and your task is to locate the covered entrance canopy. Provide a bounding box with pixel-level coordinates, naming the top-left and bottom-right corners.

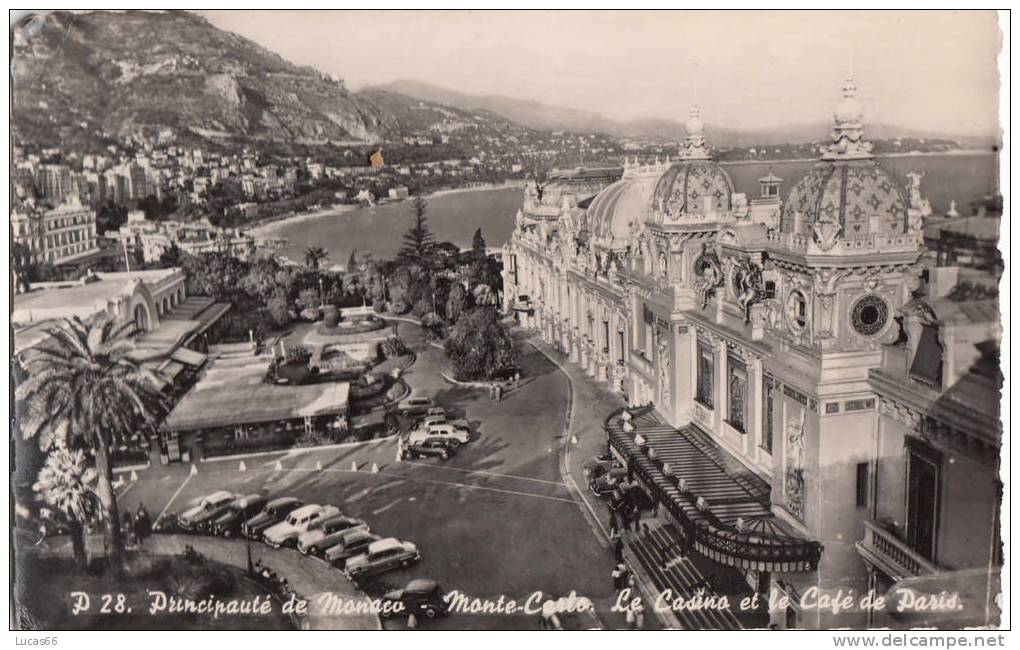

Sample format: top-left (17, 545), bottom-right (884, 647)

top-left (606, 408), bottom-right (822, 573)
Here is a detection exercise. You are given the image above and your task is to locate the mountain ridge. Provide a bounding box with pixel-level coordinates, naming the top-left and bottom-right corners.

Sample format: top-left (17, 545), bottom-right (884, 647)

top-left (368, 78), bottom-right (996, 148)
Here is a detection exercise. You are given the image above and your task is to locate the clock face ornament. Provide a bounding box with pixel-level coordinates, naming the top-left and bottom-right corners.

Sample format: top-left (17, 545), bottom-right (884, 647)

top-left (851, 294), bottom-right (889, 336)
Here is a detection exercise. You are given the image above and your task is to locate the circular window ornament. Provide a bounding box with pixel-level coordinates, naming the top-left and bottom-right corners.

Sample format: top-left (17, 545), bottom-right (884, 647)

top-left (786, 289), bottom-right (809, 332)
top-left (851, 295), bottom-right (889, 337)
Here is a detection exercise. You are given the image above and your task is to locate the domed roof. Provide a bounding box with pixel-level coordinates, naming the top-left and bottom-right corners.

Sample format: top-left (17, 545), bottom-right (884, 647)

top-left (780, 159), bottom-right (909, 240)
top-left (652, 159), bottom-right (735, 218)
top-left (585, 176), bottom-right (656, 247)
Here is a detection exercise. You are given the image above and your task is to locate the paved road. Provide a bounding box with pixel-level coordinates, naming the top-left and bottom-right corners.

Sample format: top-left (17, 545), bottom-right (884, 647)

top-left (119, 320), bottom-right (620, 630)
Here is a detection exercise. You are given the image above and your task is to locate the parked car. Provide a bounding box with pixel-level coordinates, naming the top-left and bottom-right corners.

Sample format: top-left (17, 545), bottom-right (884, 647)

top-left (177, 491), bottom-right (238, 531)
top-left (380, 579), bottom-right (449, 619)
top-left (589, 467), bottom-right (629, 497)
top-left (406, 438), bottom-right (456, 460)
top-left (212, 493), bottom-right (267, 537)
top-left (425, 407), bottom-right (446, 419)
top-left (398, 396), bottom-right (434, 416)
top-left (416, 414), bottom-right (471, 432)
top-left (583, 456), bottom-right (618, 481)
top-left (407, 423), bottom-right (471, 447)
top-left (344, 537), bottom-right (420, 579)
top-left (264, 504), bottom-right (341, 548)
top-left (324, 528), bottom-right (381, 567)
top-left (298, 516), bottom-right (368, 556)
top-left (242, 497), bottom-right (304, 540)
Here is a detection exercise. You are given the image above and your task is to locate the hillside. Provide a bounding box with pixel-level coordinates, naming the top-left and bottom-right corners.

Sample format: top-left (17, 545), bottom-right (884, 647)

top-left (11, 10), bottom-right (401, 150)
top-left (370, 79), bottom-right (991, 148)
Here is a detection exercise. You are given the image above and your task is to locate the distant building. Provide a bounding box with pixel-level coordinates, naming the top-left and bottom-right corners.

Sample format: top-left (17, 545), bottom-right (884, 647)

top-left (11, 196), bottom-right (100, 267)
top-left (36, 164), bottom-right (74, 204)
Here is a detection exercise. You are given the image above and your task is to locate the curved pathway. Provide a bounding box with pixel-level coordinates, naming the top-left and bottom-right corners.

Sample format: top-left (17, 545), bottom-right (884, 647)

top-left (142, 534), bottom-right (379, 630)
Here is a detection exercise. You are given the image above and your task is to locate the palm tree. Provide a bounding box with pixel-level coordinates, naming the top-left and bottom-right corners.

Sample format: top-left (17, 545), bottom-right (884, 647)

top-left (16, 316), bottom-right (168, 567)
top-left (33, 447), bottom-right (98, 569)
top-left (304, 246), bottom-right (329, 271)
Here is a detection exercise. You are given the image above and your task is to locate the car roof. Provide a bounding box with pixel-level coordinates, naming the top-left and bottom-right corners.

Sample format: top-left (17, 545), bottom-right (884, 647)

top-left (343, 528), bottom-right (375, 542)
top-left (267, 497), bottom-right (300, 508)
top-left (322, 514), bottom-right (357, 527)
top-left (405, 579), bottom-right (440, 593)
top-left (236, 493), bottom-right (265, 506)
top-left (289, 504), bottom-right (322, 518)
top-left (368, 537), bottom-right (403, 553)
top-left (207, 490), bottom-right (235, 502)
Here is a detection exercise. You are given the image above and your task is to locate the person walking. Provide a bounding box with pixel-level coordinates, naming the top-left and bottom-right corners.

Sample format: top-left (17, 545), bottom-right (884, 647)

top-left (122, 511), bottom-right (135, 548)
top-left (612, 563), bottom-right (625, 591)
top-left (396, 436), bottom-right (406, 463)
top-left (495, 384), bottom-right (503, 403)
top-left (135, 504), bottom-right (151, 544)
top-left (614, 536), bottom-right (625, 563)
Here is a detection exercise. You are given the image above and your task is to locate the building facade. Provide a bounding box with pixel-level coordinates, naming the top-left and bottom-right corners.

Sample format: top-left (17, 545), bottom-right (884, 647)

top-left (12, 197), bottom-right (100, 265)
top-left (502, 78), bottom-right (1001, 628)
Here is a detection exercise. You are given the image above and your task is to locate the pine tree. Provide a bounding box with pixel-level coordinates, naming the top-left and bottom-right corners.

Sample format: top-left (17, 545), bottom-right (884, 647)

top-left (398, 196), bottom-right (436, 269)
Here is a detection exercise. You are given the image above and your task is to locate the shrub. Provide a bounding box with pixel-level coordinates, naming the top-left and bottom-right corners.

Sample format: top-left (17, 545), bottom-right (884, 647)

top-left (322, 304), bottom-right (340, 328)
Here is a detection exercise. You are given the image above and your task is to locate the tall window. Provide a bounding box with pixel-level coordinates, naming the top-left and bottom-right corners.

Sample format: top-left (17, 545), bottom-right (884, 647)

top-left (696, 341), bottom-right (714, 408)
top-left (906, 439), bottom-right (942, 562)
top-left (727, 355), bottom-right (747, 432)
top-left (762, 375), bottom-right (775, 453)
top-left (855, 462), bottom-right (870, 508)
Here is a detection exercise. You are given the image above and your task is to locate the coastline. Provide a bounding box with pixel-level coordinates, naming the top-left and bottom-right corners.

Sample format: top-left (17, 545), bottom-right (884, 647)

top-left (717, 148), bottom-right (995, 167)
top-left (248, 182), bottom-right (524, 240)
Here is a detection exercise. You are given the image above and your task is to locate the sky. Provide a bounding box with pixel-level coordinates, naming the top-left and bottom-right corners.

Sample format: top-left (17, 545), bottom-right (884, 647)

top-left (202, 10), bottom-right (1002, 136)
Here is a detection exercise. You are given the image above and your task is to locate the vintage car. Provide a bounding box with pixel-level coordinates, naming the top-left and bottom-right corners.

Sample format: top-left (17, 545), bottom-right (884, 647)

top-left (177, 491), bottom-right (238, 531)
top-left (406, 438), bottom-right (456, 461)
top-left (397, 396), bottom-right (434, 416)
top-left (264, 504), bottom-right (341, 548)
top-left (380, 579), bottom-right (449, 619)
top-left (297, 515), bottom-right (368, 556)
top-left (324, 528), bottom-right (381, 567)
top-left (344, 537), bottom-right (420, 579)
top-left (211, 493), bottom-right (267, 537)
top-left (588, 467), bottom-right (629, 497)
top-left (407, 423), bottom-right (471, 447)
top-left (242, 497), bottom-right (305, 539)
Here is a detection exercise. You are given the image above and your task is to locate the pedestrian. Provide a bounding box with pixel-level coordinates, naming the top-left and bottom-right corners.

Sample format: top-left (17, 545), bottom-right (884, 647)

top-left (609, 513), bottom-right (620, 540)
top-left (488, 384), bottom-right (496, 401)
top-left (122, 511), bottom-right (135, 547)
top-left (495, 385), bottom-right (503, 403)
top-left (406, 612), bottom-right (418, 629)
top-left (395, 436), bottom-right (405, 463)
top-left (514, 370), bottom-right (521, 385)
top-left (138, 504), bottom-right (151, 540)
top-left (612, 563), bottom-right (624, 591)
top-left (614, 536), bottom-right (625, 563)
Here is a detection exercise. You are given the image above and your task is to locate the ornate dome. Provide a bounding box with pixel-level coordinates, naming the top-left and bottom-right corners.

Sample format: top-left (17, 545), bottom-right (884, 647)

top-left (652, 159), bottom-right (735, 219)
top-left (780, 159), bottom-right (909, 242)
top-left (585, 176), bottom-right (657, 248)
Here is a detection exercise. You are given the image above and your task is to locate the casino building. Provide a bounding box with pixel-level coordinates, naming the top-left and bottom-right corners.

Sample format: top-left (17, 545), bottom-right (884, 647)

top-left (502, 78), bottom-right (1002, 628)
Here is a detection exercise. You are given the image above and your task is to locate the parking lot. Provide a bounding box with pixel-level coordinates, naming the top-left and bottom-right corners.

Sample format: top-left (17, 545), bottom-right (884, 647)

top-left (120, 322), bottom-right (621, 630)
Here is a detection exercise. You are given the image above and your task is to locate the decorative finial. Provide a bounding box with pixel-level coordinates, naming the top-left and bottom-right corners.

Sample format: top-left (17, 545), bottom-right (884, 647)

top-left (679, 105), bottom-right (711, 160)
top-left (821, 75), bottom-right (873, 160)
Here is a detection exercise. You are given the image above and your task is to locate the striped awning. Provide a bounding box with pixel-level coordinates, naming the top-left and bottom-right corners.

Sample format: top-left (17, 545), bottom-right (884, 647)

top-left (606, 409), bottom-right (822, 573)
